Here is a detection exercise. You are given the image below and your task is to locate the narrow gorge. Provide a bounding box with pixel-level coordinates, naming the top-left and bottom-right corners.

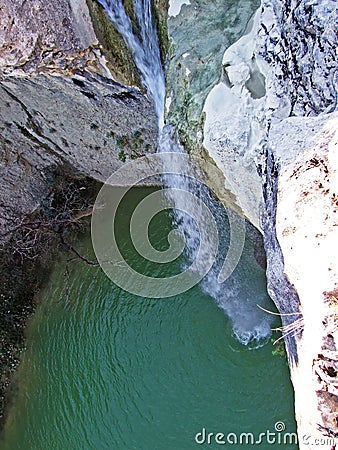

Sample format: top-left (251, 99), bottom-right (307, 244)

top-left (0, 1), bottom-right (337, 449)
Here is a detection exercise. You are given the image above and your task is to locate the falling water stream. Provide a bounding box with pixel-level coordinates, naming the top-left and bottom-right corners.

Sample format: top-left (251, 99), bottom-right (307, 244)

top-left (0, 2), bottom-right (298, 449)
top-left (96, 0), bottom-right (273, 345)
top-left (96, 0), bottom-right (165, 125)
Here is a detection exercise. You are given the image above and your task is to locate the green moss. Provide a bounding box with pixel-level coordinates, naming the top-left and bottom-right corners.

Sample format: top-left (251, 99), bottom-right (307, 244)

top-left (86, 0), bottom-right (142, 88)
top-left (86, 0), bottom-right (168, 83)
top-left (118, 150), bottom-right (127, 162)
top-left (114, 130), bottom-right (147, 157)
top-left (153, 0), bottom-right (169, 66)
top-left (122, 0), bottom-right (141, 37)
top-left (116, 135), bottom-right (129, 149)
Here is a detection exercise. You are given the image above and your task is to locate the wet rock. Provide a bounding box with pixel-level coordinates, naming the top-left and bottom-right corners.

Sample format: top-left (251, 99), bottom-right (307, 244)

top-left (86, 0), bottom-right (142, 87)
top-left (166, 0), bottom-right (260, 152)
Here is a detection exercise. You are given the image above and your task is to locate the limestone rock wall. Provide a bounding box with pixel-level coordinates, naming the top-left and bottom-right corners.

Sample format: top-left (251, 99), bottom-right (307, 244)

top-left (167, 0), bottom-right (338, 447)
top-left (166, 0), bottom-right (260, 152)
top-left (268, 112), bottom-right (338, 447)
top-left (167, 0), bottom-right (338, 449)
top-left (0, 73), bottom-right (158, 238)
top-left (0, 0), bottom-right (99, 74)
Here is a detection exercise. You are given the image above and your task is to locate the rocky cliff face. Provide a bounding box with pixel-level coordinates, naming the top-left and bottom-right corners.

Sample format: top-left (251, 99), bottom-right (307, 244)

top-left (0, 73), bottom-right (158, 238)
top-left (167, 0), bottom-right (338, 447)
top-left (166, 0), bottom-right (260, 152)
top-left (256, 2), bottom-right (338, 444)
top-left (0, 0), bottom-right (159, 241)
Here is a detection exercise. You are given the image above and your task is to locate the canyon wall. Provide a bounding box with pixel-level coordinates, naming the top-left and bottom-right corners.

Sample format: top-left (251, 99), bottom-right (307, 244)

top-left (0, 0), bottom-right (163, 424)
top-left (0, 0), bottom-right (159, 241)
top-left (167, 0), bottom-right (338, 447)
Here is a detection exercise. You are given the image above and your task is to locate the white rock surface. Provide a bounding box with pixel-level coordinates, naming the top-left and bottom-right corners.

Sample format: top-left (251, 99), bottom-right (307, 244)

top-left (272, 113), bottom-right (338, 449)
top-left (203, 0), bottom-right (338, 447)
top-left (168, 0), bottom-right (191, 17)
top-left (203, 10), bottom-right (265, 230)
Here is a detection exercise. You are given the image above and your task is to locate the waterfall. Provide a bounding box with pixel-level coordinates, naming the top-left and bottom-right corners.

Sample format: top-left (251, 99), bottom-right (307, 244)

top-left (95, 0), bottom-right (165, 127)
top-left (95, 0), bottom-right (273, 347)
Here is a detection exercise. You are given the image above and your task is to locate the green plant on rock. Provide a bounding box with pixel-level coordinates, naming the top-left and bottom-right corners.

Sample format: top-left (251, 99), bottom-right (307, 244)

top-left (133, 130), bottom-right (142, 140)
top-left (116, 135), bottom-right (129, 149)
top-left (118, 150), bottom-right (126, 162)
top-left (271, 338), bottom-right (286, 359)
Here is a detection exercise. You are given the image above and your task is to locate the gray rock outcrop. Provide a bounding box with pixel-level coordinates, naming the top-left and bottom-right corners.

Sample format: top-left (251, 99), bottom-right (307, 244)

top-left (0, 0), bottom-right (159, 241)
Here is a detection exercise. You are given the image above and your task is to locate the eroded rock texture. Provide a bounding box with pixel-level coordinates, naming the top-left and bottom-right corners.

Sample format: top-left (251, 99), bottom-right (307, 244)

top-left (198, 0), bottom-right (338, 448)
top-left (0, 73), bottom-right (158, 237)
top-left (0, 0), bottom-right (159, 242)
top-left (167, 0), bottom-right (337, 448)
top-left (260, 0), bottom-right (337, 116)
top-left (0, 0), bottom-right (100, 74)
top-left (166, 0), bottom-right (260, 151)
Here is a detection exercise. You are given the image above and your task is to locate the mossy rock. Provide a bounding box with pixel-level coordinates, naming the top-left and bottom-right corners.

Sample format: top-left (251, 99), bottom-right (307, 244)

top-left (123, 0), bottom-right (169, 67)
top-left (153, 0), bottom-right (169, 66)
top-left (115, 129), bottom-right (149, 160)
top-left (122, 0), bottom-right (141, 37)
top-left (86, 0), bottom-right (142, 88)
top-left (86, 0), bottom-right (169, 84)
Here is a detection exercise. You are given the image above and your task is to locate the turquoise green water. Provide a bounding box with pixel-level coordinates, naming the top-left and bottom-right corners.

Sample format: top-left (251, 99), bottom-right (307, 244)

top-left (1, 188), bottom-right (297, 450)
